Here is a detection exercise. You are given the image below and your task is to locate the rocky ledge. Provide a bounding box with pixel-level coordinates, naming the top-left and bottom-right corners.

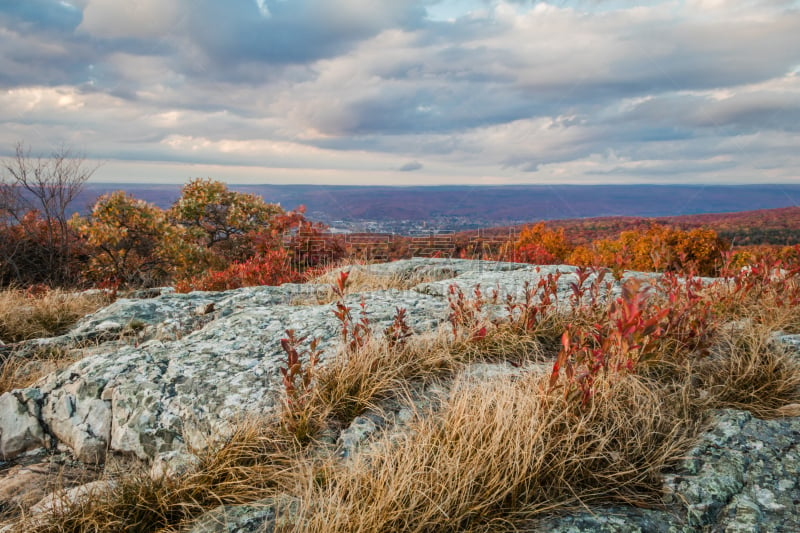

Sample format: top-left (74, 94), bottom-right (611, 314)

top-left (0, 258), bottom-right (798, 531)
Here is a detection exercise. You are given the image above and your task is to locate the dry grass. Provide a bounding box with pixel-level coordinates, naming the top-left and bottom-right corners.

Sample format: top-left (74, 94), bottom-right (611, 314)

top-left (0, 287), bottom-right (110, 344)
top-left (291, 372), bottom-right (699, 533)
top-left (0, 288), bottom-right (109, 394)
top-left (0, 287), bottom-right (111, 393)
top-left (311, 332), bottom-right (456, 427)
top-left (293, 323), bottom-right (551, 439)
top-left (298, 263), bottom-right (442, 305)
top-left (13, 309), bottom-right (800, 532)
top-left (711, 274), bottom-right (800, 333)
top-left (693, 317), bottom-right (800, 418)
top-left (0, 345), bottom-right (83, 394)
top-left (16, 419), bottom-right (316, 533)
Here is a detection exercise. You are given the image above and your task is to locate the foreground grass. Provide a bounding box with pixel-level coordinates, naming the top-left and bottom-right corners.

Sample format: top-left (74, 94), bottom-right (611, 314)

top-left (0, 287), bottom-right (110, 344)
top-left (0, 287), bottom-right (112, 394)
top-left (19, 423), bottom-right (314, 533)
top-left (295, 372), bottom-right (699, 533)
top-left (0, 345), bottom-right (86, 394)
top-left (299, 262), bottom-right (444, 305)
top-left (9, 261), bottom-right (800, 532)
top-left (16, 321), bottom-right (800, 533)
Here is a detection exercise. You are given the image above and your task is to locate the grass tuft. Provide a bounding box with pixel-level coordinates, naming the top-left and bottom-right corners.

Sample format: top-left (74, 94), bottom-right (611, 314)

top-left (693, 318), bottom-right (800, 418)
top-left (15, 419), bottom-right (316, 533)
top-left (0, 345), bottom-right (81, 394)
top-left (0, 287), bottom-right (110, 344)
top-left (293, 372), bottom-right (699, 532)
top-left (300, 263), bottom-right (440, 305)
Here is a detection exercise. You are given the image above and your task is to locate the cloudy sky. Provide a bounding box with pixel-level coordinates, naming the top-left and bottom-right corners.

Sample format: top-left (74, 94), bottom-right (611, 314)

top-left (0, 0), bottom-right (798, 185)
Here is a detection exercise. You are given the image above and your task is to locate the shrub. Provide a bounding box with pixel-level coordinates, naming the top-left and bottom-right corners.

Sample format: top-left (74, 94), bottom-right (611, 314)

top-left (509, 222), bottom-right (572, 264)
top-left (174, 248), bottom-right (301, 292)
top-left (168, 178), bottom-right (284, 264)
top-left (0, 143), bottom-right (97, 286)
top-left (570, 224), bottom-right (728, 275)
top-left (72, 191), bottom-right (182, 287)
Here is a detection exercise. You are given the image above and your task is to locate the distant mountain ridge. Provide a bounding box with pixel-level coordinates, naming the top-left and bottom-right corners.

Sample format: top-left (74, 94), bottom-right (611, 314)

top-left (78, 184), bottom-right (800, 232)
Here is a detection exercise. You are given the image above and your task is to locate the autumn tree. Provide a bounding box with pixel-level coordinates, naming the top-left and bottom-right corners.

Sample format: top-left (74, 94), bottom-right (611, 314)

top-left (0, 142), bottom-right (97, 285)
top-left (168, 178), bottom-right (284, 263)
top-left (72, 191), bottom-right (186, 286)
top-left (509, 222), bottom-right (572, 264)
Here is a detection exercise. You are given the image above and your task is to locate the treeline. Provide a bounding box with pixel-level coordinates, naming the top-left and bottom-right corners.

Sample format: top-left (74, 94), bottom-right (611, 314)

top-left (3, 146), bottom-right (797, 292)
top-left (718, 228), bottom-right (800, 246)
top-left (2, 176), bottom-right (339, 290)
top-left (0, 145), bottom-right (341, 290)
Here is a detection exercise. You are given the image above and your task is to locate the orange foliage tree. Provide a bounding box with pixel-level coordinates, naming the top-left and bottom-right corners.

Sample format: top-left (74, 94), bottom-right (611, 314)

top-left (71, 191), bottom-right (186, 286)
top-left (508, 222), bottom-right (572, 264)
top-left (567, 224), bottom-right (729, 275)
top-left (168, 178), bottom-right (284, 264)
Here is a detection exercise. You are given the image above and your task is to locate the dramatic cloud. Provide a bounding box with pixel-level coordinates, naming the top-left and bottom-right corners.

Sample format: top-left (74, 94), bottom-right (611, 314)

top-left (0, 0), bottom-right (798, 184)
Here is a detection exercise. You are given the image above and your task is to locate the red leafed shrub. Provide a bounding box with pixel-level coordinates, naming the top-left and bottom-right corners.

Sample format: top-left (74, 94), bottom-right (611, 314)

top-left (330, 271), bottom-right (371, 352)
top-left (447, 283), bottom-right (487, 341)
top-left (549, 279), bottom-right (671, 405)
top-left (1, 209), bottom-right (88, 287)
top-left (384, 307), bottom-right (412, 348)
top-left (175, 248), bottom-right (301, 292)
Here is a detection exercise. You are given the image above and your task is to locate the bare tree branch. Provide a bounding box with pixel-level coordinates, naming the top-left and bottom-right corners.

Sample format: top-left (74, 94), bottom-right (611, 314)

top-left (0, 142), bottom-right (100, 285)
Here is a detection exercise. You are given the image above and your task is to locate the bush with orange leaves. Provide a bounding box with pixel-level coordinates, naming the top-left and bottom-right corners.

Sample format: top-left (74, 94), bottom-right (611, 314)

top-left (72, 191), bottom-right (184, 287)
top-left (508, 222), bottom-right (572, 264)
top-left (168, 178), bottom-right (285, 266)
top-left (567, 224), bottom-right (728, 276)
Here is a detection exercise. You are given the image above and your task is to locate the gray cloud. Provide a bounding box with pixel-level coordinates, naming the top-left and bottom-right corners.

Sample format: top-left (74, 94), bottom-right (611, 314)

top-left (399, 161), bottom-right (424, 171)
top-left (0, 0), bottom-right (798, 185)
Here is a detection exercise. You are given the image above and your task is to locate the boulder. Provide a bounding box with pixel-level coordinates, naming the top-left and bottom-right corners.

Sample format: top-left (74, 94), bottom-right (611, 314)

top-left (0, 390), bottom-right (47, 459)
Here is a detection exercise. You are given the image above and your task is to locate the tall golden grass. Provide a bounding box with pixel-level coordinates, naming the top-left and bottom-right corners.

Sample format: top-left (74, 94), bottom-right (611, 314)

top-left (0, 287), bottom-right (110, 344)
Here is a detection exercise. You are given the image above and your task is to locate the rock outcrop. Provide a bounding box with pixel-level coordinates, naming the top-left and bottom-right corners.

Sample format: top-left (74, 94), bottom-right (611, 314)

top-left (1, 259), bottom-right (519, 463)
top-left (0, 258), bottom-right (798, 532)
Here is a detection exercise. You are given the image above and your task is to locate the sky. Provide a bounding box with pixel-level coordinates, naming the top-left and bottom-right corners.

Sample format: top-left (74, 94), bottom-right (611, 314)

top-left (0, 0), bottom-right (798, 185)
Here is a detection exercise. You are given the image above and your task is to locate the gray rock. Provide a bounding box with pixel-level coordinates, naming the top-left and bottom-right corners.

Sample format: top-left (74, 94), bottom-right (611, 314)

top-left (777, 333), bottom-right (800, 353)
top-left (0, 390), bottom-right (47, 459)
top-left (529, 409), bottom-right (800, 532)
top-left (30, 479), bottom-right (116, 516)
top-left (188, 503), bottom-right (277, 533)
top-left (336, 413), bottom-right (385, 459)
top-left (188, 496), bottom-right (299, 533)
top-left (0, 453), bottom-right (98, 512)
top-left (665, 409), bottom-right (800, 532)
top-left (0, 260), bottom-right (466, 462)
top-left (527, 506), bottom-right (690, 533)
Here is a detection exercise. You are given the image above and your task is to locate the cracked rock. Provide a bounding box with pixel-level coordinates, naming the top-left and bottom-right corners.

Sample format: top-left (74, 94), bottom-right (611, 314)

top-left (0, 390), bottom-right (47, 459)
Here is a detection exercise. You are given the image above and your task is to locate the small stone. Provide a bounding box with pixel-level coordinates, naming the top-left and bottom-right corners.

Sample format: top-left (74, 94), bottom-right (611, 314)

top-left (195, 303), bottom-right (215, 316)
top-left (95, 320), bottom-right (122, 332)
top-left (30, 480), bottom-right (116, 516)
